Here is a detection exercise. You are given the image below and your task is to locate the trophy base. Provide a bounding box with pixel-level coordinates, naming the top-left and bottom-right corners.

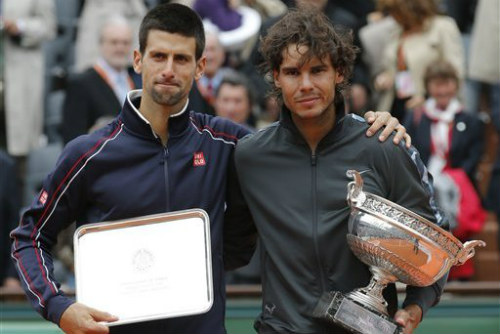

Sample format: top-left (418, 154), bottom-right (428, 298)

top-left (312, 291), bottom-right (402, 334)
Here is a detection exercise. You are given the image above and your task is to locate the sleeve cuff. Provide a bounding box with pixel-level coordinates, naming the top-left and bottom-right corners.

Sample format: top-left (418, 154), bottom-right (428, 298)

top-left (403, 285), bottom-right (439, 318)
top-left (46, 294), bottom-right (75, 325)
top-left (403, 272), bottom-right (448, 318)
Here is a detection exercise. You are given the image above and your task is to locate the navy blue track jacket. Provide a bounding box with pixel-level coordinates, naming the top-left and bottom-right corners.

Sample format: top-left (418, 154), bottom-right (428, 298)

top-left (10, 90), bottom-right (254, 333)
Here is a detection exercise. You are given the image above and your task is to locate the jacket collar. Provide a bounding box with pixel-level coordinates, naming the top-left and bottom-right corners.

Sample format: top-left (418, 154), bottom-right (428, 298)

top-left (120, 90), bottom-right (192, 140)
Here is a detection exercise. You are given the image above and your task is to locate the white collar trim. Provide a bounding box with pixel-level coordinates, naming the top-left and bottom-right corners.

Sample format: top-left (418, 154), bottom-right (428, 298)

top-left (126, 90), bottom-right (190, 124)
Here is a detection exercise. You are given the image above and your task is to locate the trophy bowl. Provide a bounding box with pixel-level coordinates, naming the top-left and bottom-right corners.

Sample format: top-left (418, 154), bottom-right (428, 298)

top-left (313, 170), bottom-right (486, 334)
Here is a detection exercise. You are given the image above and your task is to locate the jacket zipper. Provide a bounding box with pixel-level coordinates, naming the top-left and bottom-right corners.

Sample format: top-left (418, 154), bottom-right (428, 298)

top-left (311, 153), bottom-right (327, 292)
top-left (163, 146), bottom-right (170, 211)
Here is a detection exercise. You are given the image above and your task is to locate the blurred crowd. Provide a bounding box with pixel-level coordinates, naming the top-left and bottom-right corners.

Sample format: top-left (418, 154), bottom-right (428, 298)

top-left (1, 0), bottom-right (499, 289)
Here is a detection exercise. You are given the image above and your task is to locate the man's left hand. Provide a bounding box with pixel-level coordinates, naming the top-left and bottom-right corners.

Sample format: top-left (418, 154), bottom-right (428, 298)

top-left (364, 111), bottom-right (411, 148)
top-left (394, 304), bottom-right (423, 334)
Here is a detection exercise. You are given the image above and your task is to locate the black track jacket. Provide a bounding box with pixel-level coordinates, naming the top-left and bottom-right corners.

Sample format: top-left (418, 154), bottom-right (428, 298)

top-left (231, 108), bottom-right (446, 334)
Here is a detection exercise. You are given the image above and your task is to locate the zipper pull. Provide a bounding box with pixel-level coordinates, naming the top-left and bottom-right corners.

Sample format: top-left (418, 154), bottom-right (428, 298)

top-left (311, 153), bottom-right (317, 166)
top-left (160, 147), bottom-right (169, 164)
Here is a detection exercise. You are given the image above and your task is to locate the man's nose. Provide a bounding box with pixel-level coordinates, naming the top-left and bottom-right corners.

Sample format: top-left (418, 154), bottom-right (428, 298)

top-left (300, 74), bottom-right (313, 91)
top-left (161, 57), bottom-right (175, 78)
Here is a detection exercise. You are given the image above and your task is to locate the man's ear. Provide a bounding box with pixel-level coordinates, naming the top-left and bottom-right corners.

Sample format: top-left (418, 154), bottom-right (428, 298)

top-left (335, 71), bottom-right (344, 84)
top-left (133, 50), bottom-right (142, 74)
top-left (273, 70), bottom-right (281, 88)
top-left (194, 56), bottom-right (206, 81)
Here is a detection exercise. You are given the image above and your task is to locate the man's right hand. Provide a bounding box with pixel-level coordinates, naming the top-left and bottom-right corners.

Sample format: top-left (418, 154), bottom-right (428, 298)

top-left (59, 302), bottom-right (118, 334)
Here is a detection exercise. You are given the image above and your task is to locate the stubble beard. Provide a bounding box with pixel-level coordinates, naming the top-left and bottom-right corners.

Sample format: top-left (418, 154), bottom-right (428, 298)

top-left (151, 86), bottom-right (185, 106)
top-left (292, 99), bottom-right (336, 120)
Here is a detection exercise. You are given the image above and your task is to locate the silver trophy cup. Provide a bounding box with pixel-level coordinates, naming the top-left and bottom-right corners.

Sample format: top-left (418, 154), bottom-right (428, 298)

top-left (313, 170), bottom-right (486, 334)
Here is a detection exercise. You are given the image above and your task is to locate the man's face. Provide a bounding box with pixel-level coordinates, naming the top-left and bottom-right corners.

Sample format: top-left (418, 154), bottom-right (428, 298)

top-left (133, 30), bottom-right (205, 108)
top-left (204, 33), bottom-right (225, 78)
top-left (427, 78), bottom-right (458, 110)
top-left (100, 24), bottom-right (133, 71)
top-left (215, 83), bottom-right (251, 124)
top-left (273, 44), bottom-right (343, 120)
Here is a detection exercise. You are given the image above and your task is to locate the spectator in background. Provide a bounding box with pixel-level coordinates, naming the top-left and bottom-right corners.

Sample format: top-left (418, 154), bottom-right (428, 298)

top-left (0, 150), bottom-right (21, 289)
top-left (346, 79), bottom-right (371, 116)
top-left (467, 0), bottom-right (500, 117)
top-left (189, 25), bottom-right (233, 115)
top-left (359, 14), bottom-right (398, 85)
top-left (1, 0), bottom-right (56, 157)
top-left (214, 72), bottom-right (257, 130)
top-left (61, 15), bottom-right (139, 144)
top-left (405, 61), bottom-right (484, 186)
top-left (404, 60), bottom-right (486, 280)
top-left (194, 0), bottom-right (261, 67)
top-left (74, 0), bottom-right (147, 72)
top-left (194, 0), bottom-right (242, 32)
top-left (373, 0), bottom-right (464, 122)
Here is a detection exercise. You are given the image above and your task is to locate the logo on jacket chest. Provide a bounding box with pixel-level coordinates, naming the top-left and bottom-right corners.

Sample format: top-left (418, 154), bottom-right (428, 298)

top-left (193, 152), bottom-right (206, 167)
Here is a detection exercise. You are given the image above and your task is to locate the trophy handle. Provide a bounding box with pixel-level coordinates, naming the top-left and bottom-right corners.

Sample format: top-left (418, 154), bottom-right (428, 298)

top-left (346, 170), bottom-right (365, 205)
top-left (455, 240), bottom-right (486, 265)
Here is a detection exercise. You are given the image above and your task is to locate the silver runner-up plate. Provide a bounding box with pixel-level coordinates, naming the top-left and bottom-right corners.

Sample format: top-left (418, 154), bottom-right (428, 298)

top-left (73, 209), bottom-right (213, 326)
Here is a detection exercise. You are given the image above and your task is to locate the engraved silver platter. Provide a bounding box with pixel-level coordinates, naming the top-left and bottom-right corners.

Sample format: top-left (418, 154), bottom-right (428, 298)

top-left (74, 209), bottom-right (213, 326)
top-left (345, 170), bottom-right (485, 316)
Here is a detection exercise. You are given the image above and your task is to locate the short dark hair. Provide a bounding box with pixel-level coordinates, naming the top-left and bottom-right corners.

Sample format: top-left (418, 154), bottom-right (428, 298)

top-left (138, 3), bottom-right (205, 60)
top-left (215, 71), bottom-right (255, 109)
top-left (259, 8), bottom-right (358, 104)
